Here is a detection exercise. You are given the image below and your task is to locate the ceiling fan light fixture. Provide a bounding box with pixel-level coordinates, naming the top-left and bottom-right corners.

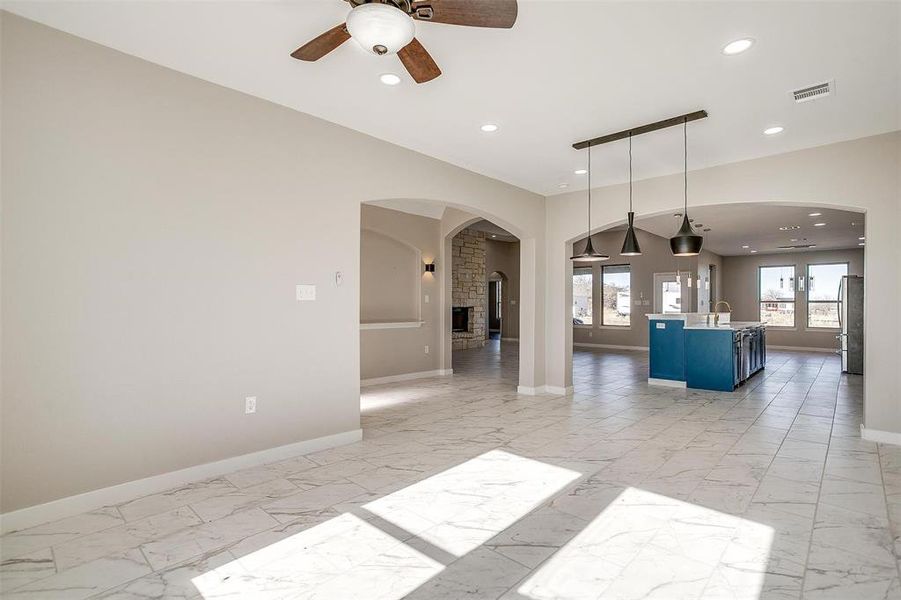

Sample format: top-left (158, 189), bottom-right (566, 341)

top-left (379, 72), bottom-right (402, 85)
top-left (346, 3), bottom-right (415, 56)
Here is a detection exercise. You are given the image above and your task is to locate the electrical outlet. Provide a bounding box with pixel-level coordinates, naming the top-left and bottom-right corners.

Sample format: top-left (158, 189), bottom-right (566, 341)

top-left (424, 345), bottom-right (430, 355)
top-left (588, 331), bottom-right (593, 338)
top-left (296, 285), bottom-right (316, 301)
top-left (335, 272), bottom-right (343, 286)
top-left (245, 396), bottom-right (257, 414)
top-left (424, 294), bottom-right (430, 303)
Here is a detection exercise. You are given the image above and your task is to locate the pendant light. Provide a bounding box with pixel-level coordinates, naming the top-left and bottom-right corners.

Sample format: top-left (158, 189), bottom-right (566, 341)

top-left (620, 133), bottom-right (642, 256)
top-left (571, 142), bottom-right (610, 262)
top-left (669, 119), bottom-right (703, 256)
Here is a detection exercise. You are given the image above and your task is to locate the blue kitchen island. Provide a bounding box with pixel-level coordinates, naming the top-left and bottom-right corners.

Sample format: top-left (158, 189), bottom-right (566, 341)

top-left (648, 314), bottom-right (766, 391)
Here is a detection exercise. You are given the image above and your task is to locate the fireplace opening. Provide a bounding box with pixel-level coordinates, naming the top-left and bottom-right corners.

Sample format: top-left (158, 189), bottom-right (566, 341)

top-left (452, 307), bottom-right (471, 332)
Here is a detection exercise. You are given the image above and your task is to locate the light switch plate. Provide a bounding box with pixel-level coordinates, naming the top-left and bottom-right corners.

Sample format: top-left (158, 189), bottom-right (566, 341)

top-left (296, 284), bottom-right (316, 301)
top-left (245, 396), bottom-right (257, 414)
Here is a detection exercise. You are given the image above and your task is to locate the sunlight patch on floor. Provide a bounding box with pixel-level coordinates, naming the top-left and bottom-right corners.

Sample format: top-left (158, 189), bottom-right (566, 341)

top-left (191, 512), bottom-right (442, 599)
top-left (191, 450), bottom-right (578, 599)
top-left (517, 487), bottom-right (774, 600)
top-left (364, 449), bottom-right (581, 556)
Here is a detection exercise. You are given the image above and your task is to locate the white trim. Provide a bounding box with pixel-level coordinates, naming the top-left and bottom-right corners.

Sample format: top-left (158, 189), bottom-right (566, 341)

top-left (0, 429), bottom-right (362, 534)
top-left (501, 337), bottom-right (519, 342)
top-left (648, 378), bottom-right (687, 388)
top-left (361, 369), bottom-right (452, 387)
top-left (360, 321), bottom-right (424, 330)
top-left (767, 345), bottom-right (836, 353)
top-left (861, 425), bottom-right (901, 446)
top-left (545, 385), bottom-right (574, 396)
top-left (517, 385), bottom-right (542, 395)
top-left (575, 343), bottom-right (649, 351)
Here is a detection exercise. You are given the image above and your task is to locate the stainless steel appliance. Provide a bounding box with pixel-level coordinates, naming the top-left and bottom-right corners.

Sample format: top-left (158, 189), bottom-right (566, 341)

top-left (838, 275), bottom-right (864, 374)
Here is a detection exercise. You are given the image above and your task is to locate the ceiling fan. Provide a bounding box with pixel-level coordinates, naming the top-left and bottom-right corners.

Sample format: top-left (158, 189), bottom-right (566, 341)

top-left (291, 0), bottom-right (518, 83)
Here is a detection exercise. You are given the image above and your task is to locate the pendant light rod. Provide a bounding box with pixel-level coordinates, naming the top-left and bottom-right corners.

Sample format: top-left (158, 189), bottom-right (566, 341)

top-left (628, 134), bottom-right (633, 212)
top-left (587, 142), bottom-right (592, 236)
top-left (572, 110), bottom-right (707, 150)
top-left (683, 118), bottom-right (687, 212)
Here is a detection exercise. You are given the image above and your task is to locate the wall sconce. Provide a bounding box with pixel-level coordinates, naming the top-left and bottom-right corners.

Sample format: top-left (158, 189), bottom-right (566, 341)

top-left (798, 275), bottom-right (805, 292)
top-left (424, 262), bottom-right (436, 273)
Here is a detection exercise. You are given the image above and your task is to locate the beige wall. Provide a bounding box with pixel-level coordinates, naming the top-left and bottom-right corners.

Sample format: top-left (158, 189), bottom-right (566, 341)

top-left (1, 15), bottom-right (546, 513)
top-left (359, 205), bottom-right (441, 380)
top-left (722, 248), bottom-right (864, 350)
top-left (547, 131), bottom-right (900, 433)
top-left (486, 239), bottom-right (520, 340)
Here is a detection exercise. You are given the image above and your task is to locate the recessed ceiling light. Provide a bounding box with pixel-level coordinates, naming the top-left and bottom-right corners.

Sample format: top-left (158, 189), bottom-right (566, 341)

top-left (808, 212), bottom-right (822, 217)
top-left (742, 245), bottom-right (749, 249)
top-left (379, 73), bottom-right (401, 86)
top-left (673, 213), bottom-right (683, 218)
top-left (764, 126), bottom-right (784, 136)
top-left (722, 38), bottom-right (755, 55)
top-left (859, 242), bottom-right (865, 246)
top-left (813, 222), bottom-right (826, 227)
top-left (480, 123), bottom-right (499, 133)
top-left (703, 228), bottom-right (711, 232)
top-left (558, 183), bottom-right (569, 189)
top-left (574, 169), bottom-right (588, 175)
top-left (491, 234), bottom-right (497, 238)
top-left (750, 249), bottom-right (758, 253)
top-left (779, 225), bottom-right (801, 231)
top-left (859, 236), bottom-right (865, 240)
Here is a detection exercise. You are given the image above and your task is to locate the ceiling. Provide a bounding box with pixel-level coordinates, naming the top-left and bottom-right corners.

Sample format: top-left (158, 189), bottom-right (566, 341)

top-left (6, 1), bottom-right (899, 196)
top-left (468, 220), bottom-right (518, 242)
top-left (624, 204), bottom-right (865, 256)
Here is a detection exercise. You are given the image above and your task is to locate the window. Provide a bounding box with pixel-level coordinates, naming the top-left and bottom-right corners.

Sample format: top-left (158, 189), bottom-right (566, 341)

top-left (602, 265), bottom-right (631, 326)
top-left (807, 263), bottom-right (848, 328)
top-left (759, 265), bottom-right (795, 327)
top-left (572, 266), bottom-right (593, 325)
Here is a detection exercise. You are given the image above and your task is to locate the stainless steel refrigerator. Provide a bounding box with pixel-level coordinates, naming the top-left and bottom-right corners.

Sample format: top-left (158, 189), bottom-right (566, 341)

top-left (838, 275), bottom-right (864, 374)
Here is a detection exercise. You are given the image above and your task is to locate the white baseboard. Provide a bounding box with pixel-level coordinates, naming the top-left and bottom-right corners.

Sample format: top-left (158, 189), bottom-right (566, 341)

top-left (0, 428), bottom-right (362, 535)
top-left (574, 343), bottom-right (649, 351)
top-left (501, 337), bottom-right (519, 342)
top-left (361, 369), bottom-right (452, 387)
top-left (545, 385), bottom-right (574, 395)
top-left (648, 378), bottom-right (687, 388)
top-left (767, 345), bottom-right (836, 353)
top-left (517, 385), bottom-right (573, 396)
top-left (861, 425), bottom-right (901, 446)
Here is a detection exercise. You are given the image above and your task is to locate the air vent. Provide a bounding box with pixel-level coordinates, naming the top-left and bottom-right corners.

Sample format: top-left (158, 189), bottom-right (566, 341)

top-left (778, 244), bottom-right (817, 250)
top-left (793, 81), bottom-right (833, 103)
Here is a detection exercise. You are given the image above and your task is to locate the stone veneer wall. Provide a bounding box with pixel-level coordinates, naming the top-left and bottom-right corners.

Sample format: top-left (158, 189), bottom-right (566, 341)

top-left (452, 228), bottom-right (486, 350)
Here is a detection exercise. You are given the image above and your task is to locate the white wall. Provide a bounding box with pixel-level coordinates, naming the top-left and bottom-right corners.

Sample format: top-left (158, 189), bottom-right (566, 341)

top-left (0, 14), bottom-right (545, 513)
top-left (547, 131), bottom-right (901, 433)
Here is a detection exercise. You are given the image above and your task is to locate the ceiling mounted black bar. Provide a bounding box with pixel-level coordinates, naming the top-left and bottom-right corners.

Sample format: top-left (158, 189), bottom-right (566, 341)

top-left (572, 110), bottom-right (708, 150)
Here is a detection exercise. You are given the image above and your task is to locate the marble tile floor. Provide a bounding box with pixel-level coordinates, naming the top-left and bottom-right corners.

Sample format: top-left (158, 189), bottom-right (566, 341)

top-left (2, 342), bottom-right (898, 599)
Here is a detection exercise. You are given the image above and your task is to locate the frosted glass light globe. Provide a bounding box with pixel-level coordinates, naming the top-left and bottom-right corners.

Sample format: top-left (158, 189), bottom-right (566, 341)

top-left (346, 3), bottom-right (415, 56)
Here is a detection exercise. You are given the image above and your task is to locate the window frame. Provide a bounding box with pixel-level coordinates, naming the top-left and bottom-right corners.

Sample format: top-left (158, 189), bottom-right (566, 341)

top-left (758, 264), bottom-right (796, 328)
top-left (806, 262), bottom-right (849, 330)
top-left (601, 264), bottom-right (632, 328)
top-left (572, 265), bottom-right (594, 327)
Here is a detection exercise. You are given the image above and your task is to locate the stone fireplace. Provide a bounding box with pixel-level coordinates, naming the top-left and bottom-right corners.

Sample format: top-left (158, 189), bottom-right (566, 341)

top-left (452, 227), bottom-right (486, 350)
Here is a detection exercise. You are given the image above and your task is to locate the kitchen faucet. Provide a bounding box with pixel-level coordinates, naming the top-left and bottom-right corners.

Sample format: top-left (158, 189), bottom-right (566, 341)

top-left (713, 301), bottom-right (732, 326)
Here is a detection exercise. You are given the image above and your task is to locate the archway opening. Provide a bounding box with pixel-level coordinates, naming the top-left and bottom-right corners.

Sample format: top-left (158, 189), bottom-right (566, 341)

top-left (563, 202), bottom-right (866, 425)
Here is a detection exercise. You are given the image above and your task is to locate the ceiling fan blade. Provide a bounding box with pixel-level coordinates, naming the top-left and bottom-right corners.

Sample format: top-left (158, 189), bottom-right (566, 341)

top-left (398, 38), bottom-right (442, 83)
top-left (291, 23), bottom-right (350, 61)
top-left (411, 0), bottom-right (517, 28)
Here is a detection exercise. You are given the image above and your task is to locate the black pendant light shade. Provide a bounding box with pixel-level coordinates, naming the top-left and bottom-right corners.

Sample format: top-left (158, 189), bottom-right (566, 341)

top-left (572, 235), bottom-right (610, 262)
top-left (621, 212), bottom-right (642, 256)
top-left (571, 142), bottom-right (610, 262)
top-left (620, 134), bottom-right (642, 256)
top-left (670, 214), bottom-right (703, 256)
top-left (669, 119), bottom-right (703, 257)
